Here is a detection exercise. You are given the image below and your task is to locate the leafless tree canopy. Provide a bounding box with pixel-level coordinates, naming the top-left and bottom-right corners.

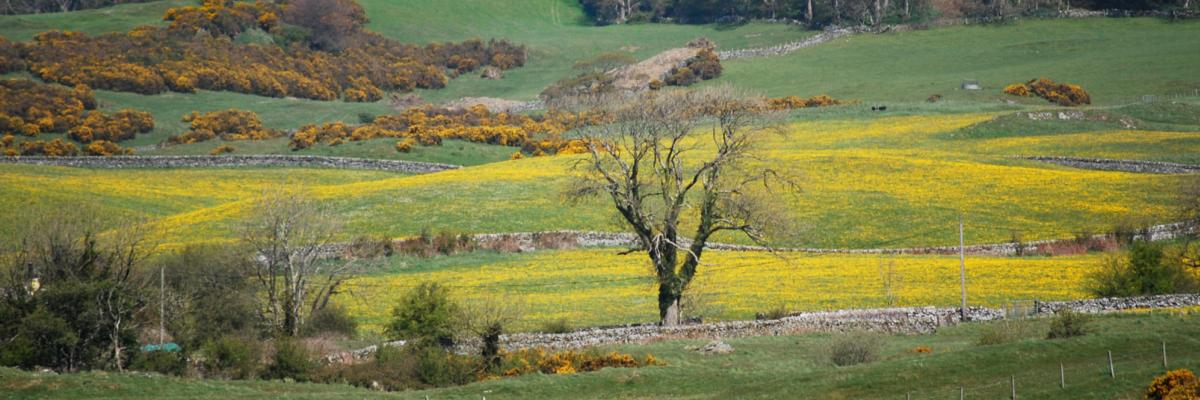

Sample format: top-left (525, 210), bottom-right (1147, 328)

top-left (239, 189), bottom-right (357, 337)
top-left (569, 87), bottom-right (796, 326)
top-left (4, 207), bottom-right (154, 371)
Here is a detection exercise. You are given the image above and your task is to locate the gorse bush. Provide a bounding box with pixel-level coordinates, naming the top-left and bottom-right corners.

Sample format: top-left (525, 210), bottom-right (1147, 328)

top-left (766, 94), bottom-right (846, 110)
top-left (14, 0), bottom-right (527, 102)
top-left (1146, 369), bottom-right (1200, 400)
top-left (664, 49), bottom-right (722, 87)
top-left (1003, 78), bottom-right (1091, 106)
top-left (170, 109), bottom-right (282, 145)
top-left (289, 105), bottom-right (597, 156)
top-left (0, 79), bottom-right (151, 152)
top-left (500, 349), bottom-right (664, 377)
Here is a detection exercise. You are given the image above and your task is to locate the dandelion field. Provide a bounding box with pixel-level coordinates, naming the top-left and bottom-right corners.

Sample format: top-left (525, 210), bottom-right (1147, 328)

top-left (339, 249), bottom-right (1103, 333)
top-left (2, 111), bottom-right (1194, 249)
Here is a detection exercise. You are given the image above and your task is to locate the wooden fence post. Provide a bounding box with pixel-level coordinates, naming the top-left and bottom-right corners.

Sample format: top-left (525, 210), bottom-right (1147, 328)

top-left (1010, 375), bottom-right (1016, 399)
top-left (1108, 351), bottom-right (1115, 379)
top-left (1060, 363), bottom-right (1065, 388)
top-left (1163, 341), bottom-right (1168, 369)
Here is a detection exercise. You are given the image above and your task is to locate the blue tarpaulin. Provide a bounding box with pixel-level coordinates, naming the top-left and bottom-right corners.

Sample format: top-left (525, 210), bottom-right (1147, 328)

top-left (140, 343), bottom-right (181, 352)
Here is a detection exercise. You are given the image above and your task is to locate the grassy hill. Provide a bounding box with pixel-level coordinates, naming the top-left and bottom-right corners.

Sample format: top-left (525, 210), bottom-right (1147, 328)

top-left (3, 111), bottom-right (1195, 249)
top-left (3, 312), bottom-right (1198, 399)
top-left (1, 1), bottom-right (1197, 160)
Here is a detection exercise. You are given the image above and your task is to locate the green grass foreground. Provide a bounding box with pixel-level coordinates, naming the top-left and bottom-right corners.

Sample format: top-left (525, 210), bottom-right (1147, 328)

top-left (1, 312), bottom-right (1197, 399)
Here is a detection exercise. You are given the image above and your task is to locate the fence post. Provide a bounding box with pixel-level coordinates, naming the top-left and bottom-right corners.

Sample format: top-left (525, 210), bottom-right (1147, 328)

top-left (1108, 351), bottom-right (1115, 379)
top-left (960, 387), bottom-right (964, 400)
top-left (1060, 363), bottom-right (1065, 388)
top-left (1163, 341), bottom-right (1168, 369)
top-left (1011, 375), bottom-right (1016, 400)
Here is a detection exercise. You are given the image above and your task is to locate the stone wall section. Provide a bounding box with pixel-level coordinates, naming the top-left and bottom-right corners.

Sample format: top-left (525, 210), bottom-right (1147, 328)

top-left (0, 155), bottom-right (460, 174)
top-left (340, 294), bottom-right (1200, 360)
top-left (1023, 156), bottom-right (1200, 175)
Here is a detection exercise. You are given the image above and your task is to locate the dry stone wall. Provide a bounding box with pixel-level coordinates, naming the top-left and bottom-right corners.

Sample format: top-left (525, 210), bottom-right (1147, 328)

top-left (1023, 156), bottom-right (1200, 175)
top-left (342, 294), bottom-right (1200, 361)
top-left (0, 155), bottom-right (460, 174)
top-left (1034, 294), bottom-right (1200, 314)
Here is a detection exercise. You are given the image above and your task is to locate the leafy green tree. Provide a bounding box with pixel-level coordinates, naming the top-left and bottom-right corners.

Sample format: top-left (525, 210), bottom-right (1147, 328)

top-left (386, 282), bottom-right (459, 347)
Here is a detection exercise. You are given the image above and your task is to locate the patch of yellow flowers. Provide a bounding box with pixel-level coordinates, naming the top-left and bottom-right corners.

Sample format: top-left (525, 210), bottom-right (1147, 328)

top-left (339, 249), bottom-right (1101, 333)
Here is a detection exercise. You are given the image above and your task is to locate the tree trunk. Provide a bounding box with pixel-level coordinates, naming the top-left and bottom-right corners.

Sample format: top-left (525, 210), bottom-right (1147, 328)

top-left (873, 0), bottom-right (881, 26)
top-left (658, 282), bottom-right (682, 326)
top-left (903, 0), bottom-right (910, 20)
top-left (833, 0), bottom-right (841, 24)
top-left (806, 0), bottom-right (813, 25)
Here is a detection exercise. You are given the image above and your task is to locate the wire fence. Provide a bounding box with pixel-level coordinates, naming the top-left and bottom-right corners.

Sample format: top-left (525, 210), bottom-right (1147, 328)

top-left (898, 340), bottom-right (1200, 399)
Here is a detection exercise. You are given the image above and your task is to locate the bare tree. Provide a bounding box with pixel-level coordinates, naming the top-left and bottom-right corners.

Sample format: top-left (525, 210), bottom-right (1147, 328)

top-left (569, 87), bottom-right (795, 326)
top-left (460, 297), bottom-right (524, 370)
top-left (239, 189), bottom-right (357, 337)
top-left (4, 207), bottom-right (154, 371)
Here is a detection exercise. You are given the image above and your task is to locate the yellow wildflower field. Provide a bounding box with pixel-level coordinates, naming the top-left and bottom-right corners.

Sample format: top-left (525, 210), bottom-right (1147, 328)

top-left (0, 112), bottom-right (1190, 249)
top-left (339, 249), bottom-right (1100, 333)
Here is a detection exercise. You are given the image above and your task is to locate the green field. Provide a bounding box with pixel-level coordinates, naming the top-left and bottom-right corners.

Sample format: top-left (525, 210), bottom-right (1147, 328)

top-left (3, 312), bottom-right (1198, 399)
top-left (2, 1), bottom-right (1198, 159)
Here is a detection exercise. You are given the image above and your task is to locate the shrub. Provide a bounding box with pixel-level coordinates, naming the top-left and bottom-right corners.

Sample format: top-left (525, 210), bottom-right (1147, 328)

top-left (1004, 78), bottom-right (1091, 106)
top-left (171, 109), bottom-right (281, 144)
top-left (395, 138), bottom-right (415, 153)
top-left (201, 335), bottom-right (262, 379)
top-left (131, 350), bottom-right (187, 376)
top-left (1086, 242), bottom-right (1198, 297)
top-left (977, 319), bottom-right (1031, 345)
top-left (664, 49), bottom-right (721, 87)
top-left (263, 339), bottom-right (313, 382)
top-left (301, 303), bottom-right (358, 338)
top-left (500, 349), bottom-right (663, 377)
top-left (827, 332), bottom-right (882, 366)
top-left (84, 140), bottom-right (133, 156)
top-left (19, 17), bottom-right (525, 101)
top-left (1146, 369), bottom-right (1200, 400)
top-left (386, 282), bottom-right (459, 347)
top-left (766, 95), bottom-right (847, 110)
top-left (539, 318), bottom-right (572, 334)
top-left (1002, 83), bottom-right (1031, 97)
top-left (1046, 309), bottom-right (1090, 339)
top-left (414, 345), bottom-right (477, 387)
top-left (210, 144), bottom-right (236, 155)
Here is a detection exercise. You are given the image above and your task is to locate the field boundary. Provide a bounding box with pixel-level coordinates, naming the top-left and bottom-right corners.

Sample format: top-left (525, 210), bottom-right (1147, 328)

top-left (1021, 156), bottom-right (1200, 174)
top-left (337, 294), bottom-right (1200, 361)
top-left (463, 223), bottom-right (1188, 255)
top-left (0, 155), bottom-right (461, 174)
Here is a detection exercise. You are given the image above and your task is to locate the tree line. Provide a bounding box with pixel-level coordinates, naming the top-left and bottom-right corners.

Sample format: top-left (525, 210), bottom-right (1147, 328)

top-left (580, 0), bottom-right (1196, 26)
